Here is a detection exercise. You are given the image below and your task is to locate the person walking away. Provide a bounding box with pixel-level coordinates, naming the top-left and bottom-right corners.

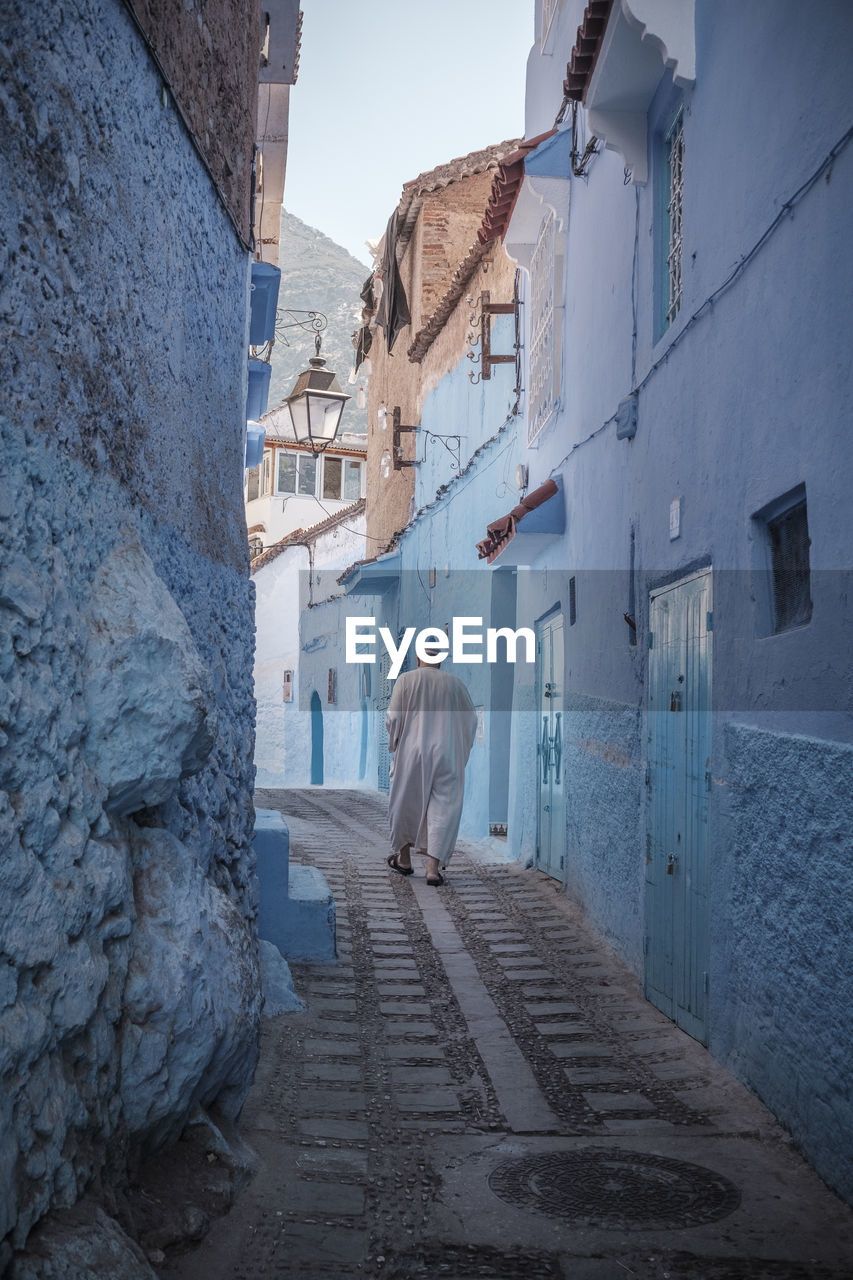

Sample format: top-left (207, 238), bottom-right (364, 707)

top-left (385, 651), bottom-right (478, 885)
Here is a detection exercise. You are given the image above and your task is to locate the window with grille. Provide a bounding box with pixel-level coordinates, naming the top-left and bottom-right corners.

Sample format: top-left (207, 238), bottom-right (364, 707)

top-left (246, 465), bottom-right (260, 502)
top-left (528, 210), bottom-right (557, 445)
top-left (540, 0), bottom-right (559, 48)
top-left (664, 109), bottom-right (684, 329)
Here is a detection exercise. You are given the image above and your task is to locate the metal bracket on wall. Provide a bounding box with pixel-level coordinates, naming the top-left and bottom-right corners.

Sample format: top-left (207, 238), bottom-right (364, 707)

top-left (479, 291), bottom-right (517, 380)
top-left (392, 405), bottom-right (419, 470)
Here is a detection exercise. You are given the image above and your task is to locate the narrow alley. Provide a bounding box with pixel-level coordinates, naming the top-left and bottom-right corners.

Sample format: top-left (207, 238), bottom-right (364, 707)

top-left (165, 790), bottom-right (853, 1280)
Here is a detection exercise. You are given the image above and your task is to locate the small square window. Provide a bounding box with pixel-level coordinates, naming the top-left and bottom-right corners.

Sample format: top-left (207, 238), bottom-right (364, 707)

top-left (753, 485), bottom-right (813, 635)
top-left (768, 500), bottom-right (812, 632)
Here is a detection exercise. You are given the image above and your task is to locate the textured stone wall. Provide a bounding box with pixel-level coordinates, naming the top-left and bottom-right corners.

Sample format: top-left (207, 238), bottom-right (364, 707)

top-left (0, 0), bottom-right (260, 1261)
top-left (128, 0), bottom-right (260, 242)
top-left (713, 724), bottom-right (853, 1203)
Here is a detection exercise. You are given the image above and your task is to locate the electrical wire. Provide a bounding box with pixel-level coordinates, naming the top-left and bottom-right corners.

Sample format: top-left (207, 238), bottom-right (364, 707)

top-left (632, 120), bottom-right (853, 402)
top-left (549, 118), bottom-right (853, 475)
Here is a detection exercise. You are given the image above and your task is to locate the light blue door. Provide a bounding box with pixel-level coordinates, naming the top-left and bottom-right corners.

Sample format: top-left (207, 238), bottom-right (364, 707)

top-left (645, 570), bottom-right (712, 1043)
top-left (536, 611), bottom-right (565, 879)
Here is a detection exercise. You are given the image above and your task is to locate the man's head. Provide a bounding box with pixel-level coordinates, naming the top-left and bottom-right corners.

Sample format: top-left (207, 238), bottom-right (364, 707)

top-left (416, 629), bottom-right (449, 667)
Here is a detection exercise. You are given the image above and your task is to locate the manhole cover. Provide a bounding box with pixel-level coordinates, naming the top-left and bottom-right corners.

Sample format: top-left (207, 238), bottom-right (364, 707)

top-left (488, 1148), bottom-right (740, 1229)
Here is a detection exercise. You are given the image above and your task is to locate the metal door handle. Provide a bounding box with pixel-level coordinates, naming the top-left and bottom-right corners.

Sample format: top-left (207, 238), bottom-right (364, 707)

top-left (541, 716), bottom-right (550, 783)
top-left (666, 853), bottom-right (678, 875)
top-left (553, 713), bottom-right (562, 785)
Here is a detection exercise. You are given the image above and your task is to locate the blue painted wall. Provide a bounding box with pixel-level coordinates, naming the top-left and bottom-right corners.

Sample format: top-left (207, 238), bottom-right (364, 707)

top-left (515, 0), bottom-right (853, 1201)
top-left (0, 0), bottom-right (259, 1247)
top-left (320, 0), bottom-right (853, 1205)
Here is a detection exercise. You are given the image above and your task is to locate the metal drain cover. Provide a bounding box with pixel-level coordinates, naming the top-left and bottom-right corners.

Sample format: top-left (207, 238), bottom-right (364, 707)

top-left (488, 1148), bottom-right (741, 1229)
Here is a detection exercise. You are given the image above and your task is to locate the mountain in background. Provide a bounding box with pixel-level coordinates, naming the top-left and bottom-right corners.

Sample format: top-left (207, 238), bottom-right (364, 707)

top-left (266, 211), bottom-right (370, 433)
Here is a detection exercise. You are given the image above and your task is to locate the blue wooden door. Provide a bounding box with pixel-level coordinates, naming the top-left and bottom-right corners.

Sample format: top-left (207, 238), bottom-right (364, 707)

top-left (645, 570), bottom-right (712, 1043)
top-left (310, 690), bottom-right (324, 785)
top-left (536, 611), bottom-right (565, 879)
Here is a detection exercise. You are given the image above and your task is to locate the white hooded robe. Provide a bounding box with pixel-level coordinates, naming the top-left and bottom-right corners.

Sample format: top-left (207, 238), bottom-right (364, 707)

top-left (386, 665), bottom-right (478, 867)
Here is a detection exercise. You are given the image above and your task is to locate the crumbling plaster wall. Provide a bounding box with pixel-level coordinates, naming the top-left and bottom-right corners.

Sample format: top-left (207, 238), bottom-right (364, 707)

top-left (0, 0), bottom-right (260, 1260)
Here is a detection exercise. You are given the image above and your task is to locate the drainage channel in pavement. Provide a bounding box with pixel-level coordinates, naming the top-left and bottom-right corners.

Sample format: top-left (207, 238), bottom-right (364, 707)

top-left (162, 788), bottom-right (853, 1280)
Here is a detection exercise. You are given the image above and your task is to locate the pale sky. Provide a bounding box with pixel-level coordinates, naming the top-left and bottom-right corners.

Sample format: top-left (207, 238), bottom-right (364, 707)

top-left (284, 0), bottom-right (534, 265)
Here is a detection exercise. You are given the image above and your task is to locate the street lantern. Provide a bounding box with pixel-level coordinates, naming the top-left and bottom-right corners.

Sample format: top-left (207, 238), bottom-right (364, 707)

top-left (285, 334), bottom-right (350, 455)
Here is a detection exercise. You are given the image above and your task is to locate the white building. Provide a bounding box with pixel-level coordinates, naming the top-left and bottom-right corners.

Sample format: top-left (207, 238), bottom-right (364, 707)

top-left (246, 405), bottom-right (367, 560)
top-left (251, 496), bottom-right (366, 787)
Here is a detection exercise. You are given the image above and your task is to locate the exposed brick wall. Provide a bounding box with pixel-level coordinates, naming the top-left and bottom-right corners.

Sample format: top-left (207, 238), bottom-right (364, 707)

top-left (365, 166), bottom-right (517, 548)
top-left (127, 0), bottom-right (260, 243)
top-left (414, 173), bottom-right (498, 327)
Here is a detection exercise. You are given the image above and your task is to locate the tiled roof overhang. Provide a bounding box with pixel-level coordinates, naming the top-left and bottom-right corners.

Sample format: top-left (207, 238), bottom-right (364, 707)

top-left (563, 0), bottom-right (614, 102)
top-left (406, 239), bottom-right (491, 364)
top-left (477, 129), bottom-right (558, 247)
top-left (250, 498), bottom-right (366, 573)
top-left (395, 140), bottom-right (521, 260)
top-left (406, 130), bottom-right (557, 364)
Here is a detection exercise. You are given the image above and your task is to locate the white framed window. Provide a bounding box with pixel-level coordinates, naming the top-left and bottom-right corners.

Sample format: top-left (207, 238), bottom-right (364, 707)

top-left (322, 455), bottom-right (363, 501)
top-left (261, 450), bottom-right (272, 496)
top-left (528, 210), bottom-right (560, 445)
top-left (276, 449), bottom-right (317, 496)
top-left (540, 0), bottom-right (560, 50)
top-left (246, 464), bottom-right (260, 503)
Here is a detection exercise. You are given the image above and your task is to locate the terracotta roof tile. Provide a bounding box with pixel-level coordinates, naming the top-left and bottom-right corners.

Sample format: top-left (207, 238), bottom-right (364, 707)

top-left (477, 129), bottom-right (558, 246)
top-left (405, 131), bottom-right (556, 364)
top-left (406, 239), bottom-right (491, 364)
top-left (395, 139), bottom-right (522, 259)
top-left (563, 0), bottom-right (613, 102)
top-left (250, 498), bottom-right (366, 573)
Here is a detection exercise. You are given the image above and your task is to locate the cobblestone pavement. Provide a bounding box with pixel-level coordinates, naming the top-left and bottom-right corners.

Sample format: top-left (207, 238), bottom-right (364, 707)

top-left (164, 789), bottom-right (853, 1280)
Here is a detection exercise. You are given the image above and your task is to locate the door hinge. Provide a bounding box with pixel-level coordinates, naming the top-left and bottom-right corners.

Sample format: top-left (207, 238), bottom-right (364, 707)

top-left (644, 765), bottom-right (650, 787)
top-left (703, 971), bottom-right (709, 993)
top-left (643, 935), bottom-right (649, 956)
top-left (560, 855), bottom-right (564, 869)
top-left (705, 769), bottom-right (712, 792)
top-left (706, 611), bottom-right (714, 632)
top-left (647, 632), bottom-right (654, 649)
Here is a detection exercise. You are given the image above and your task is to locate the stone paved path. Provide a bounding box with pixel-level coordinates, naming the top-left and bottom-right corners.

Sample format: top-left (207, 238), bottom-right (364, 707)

top-left (164, 789), bottom-right (853, 1280)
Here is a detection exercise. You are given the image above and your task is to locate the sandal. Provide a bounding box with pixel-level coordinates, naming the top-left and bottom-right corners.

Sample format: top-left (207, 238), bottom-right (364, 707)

top-left (387, 853), bottom-right (414, 876)
top-left (426, 872), bottom-right (445, 887)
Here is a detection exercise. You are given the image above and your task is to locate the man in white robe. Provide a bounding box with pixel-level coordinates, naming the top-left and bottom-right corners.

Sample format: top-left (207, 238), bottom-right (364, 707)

top-left (385, 656), bottom-right (478, 885)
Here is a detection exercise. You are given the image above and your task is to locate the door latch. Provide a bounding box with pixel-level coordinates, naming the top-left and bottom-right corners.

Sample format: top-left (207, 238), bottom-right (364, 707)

top-left (666, 853), bottom-right (678, 875)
